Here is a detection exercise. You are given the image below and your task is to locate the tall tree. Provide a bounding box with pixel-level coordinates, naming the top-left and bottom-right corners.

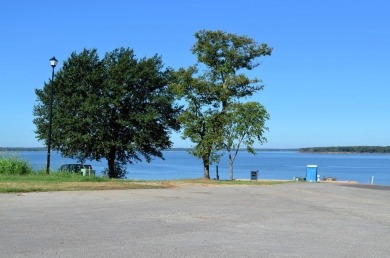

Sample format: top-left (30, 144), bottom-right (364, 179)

top-left (223, 102), bottom-right (269, 180)
top-left (171, 30), bottom-right (272, 179)
top-left (34, 48), bottom-right (181, 178)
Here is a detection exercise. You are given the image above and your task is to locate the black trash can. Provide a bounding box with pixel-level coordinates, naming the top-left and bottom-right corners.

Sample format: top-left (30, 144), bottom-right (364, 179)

top-left (250, 170), bottom-right (258, 180)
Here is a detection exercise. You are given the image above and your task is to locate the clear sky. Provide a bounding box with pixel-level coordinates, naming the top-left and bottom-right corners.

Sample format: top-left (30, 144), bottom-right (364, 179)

top-left (1, 0), bottom-right (389, 149)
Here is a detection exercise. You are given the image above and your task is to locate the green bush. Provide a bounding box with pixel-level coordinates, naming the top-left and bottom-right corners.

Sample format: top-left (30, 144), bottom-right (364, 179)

top-left (0, 154), bottom-right (34, 175)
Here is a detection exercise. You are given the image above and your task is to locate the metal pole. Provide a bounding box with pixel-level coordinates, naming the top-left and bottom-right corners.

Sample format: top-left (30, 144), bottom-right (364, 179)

top-left (46, 66), bottom-right (55, 174)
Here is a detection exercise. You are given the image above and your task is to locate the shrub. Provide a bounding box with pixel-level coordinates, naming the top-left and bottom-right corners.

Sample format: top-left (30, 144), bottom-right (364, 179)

top-left (0, 154), bottom-right (34, 175)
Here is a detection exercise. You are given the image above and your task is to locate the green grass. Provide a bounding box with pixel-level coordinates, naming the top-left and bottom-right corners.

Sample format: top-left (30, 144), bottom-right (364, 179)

top-left (0, 175), bottom-right (291, 193)
top-left (0, 174), bottom-right (172, 193)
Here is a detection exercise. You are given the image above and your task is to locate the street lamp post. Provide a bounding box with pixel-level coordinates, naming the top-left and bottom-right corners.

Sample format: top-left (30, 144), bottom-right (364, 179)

top-left (46, 56), bottom-right (58, 174)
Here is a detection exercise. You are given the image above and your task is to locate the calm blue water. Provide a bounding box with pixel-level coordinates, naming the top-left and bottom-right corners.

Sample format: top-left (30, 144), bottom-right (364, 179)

top-left (9, 150), bottom-right (390, 185)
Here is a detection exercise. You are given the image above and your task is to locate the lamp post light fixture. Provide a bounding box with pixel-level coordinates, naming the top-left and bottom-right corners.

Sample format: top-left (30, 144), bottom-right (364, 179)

top-left (46, 56), bottom-right (58, 174)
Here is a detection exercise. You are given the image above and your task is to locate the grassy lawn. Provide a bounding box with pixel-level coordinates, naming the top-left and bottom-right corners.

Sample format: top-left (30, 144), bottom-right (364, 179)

top-left (0, 175), bottom-right (291, 193)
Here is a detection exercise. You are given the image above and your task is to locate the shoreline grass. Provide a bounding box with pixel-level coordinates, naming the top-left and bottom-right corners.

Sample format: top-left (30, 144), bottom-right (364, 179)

top-left (0, 175), bottom-right (291, 193)
top-left (0, 175), bottom-right (168, 193)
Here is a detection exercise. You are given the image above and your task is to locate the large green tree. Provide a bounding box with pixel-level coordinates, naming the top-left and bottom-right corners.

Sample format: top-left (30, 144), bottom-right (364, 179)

top-left (34, 48), bottom-right (181, 178)
top-left (172, 30), bottom-right (272, 179)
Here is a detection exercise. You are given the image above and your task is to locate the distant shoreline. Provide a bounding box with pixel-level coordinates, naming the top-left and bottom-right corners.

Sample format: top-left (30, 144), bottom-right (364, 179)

top-left (0, 147), bottom-right (46, 152)
top-left (2, 146), bottom-right (390, 153)
top-left (300, 146), bottom-right (390, 154)
top-left (0, 147), bottom-right (299, 152)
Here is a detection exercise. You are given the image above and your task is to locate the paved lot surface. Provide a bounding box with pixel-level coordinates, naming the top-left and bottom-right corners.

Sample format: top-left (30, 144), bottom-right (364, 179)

top-left (1, 183), bottom-right (389, 258)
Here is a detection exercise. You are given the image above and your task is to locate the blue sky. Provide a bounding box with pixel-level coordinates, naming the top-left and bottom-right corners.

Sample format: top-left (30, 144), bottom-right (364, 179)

top-left (1, 0), bottom-right (389, 148)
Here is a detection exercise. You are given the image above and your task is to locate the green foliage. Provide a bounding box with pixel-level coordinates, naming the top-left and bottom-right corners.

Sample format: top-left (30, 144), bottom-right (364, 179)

top-left (193, 30), bottom-right (271, 72)
top-left (171, 30), bottom-right (271, 179)
top-left (34, 48), bottom-right (181, 178)
top-left (192, 30), bottom-right (272, 105)
top-left (223, 102), bottom-right (269, 152)
top-left (0, 154), bottom-right (34, 175)
top-left (223, 102), bottom-right (269, 180)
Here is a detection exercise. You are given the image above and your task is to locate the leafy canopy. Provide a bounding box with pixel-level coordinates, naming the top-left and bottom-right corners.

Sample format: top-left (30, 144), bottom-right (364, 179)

top-left (34, 48), bottom-right (181, 178)
top-left (223, 102), bottom-right (269, 180)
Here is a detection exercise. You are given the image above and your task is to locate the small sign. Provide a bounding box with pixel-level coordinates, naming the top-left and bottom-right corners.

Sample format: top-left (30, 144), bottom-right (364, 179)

top-left (250, 170), bottom-right (258, 180)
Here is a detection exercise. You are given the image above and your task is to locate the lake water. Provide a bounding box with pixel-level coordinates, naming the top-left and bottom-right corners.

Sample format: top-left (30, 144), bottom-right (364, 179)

top-left (10, 150), bottom-right (390, 185)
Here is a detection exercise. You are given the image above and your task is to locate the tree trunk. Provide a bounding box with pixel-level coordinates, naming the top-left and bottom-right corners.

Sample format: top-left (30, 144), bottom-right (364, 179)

top-left (229, 153), bottom-right (234, 181)
top-left (202, 156), bottom-right (210, 179)
top-left (107, 148), bottom-right (116, 178)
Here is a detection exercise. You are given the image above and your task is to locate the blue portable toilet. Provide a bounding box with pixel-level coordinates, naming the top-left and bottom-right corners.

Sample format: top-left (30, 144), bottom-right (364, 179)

top-left (306, 165), bottom-right (318, 183)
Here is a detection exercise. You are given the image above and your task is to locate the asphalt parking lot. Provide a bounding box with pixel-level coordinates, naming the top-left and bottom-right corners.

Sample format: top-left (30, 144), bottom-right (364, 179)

top-left (1, 183), bottom-right (389, 257)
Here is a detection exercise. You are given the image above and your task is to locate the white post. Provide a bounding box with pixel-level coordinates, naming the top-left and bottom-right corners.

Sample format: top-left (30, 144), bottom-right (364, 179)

top-left (371, 176), bottom-right (374, 185)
